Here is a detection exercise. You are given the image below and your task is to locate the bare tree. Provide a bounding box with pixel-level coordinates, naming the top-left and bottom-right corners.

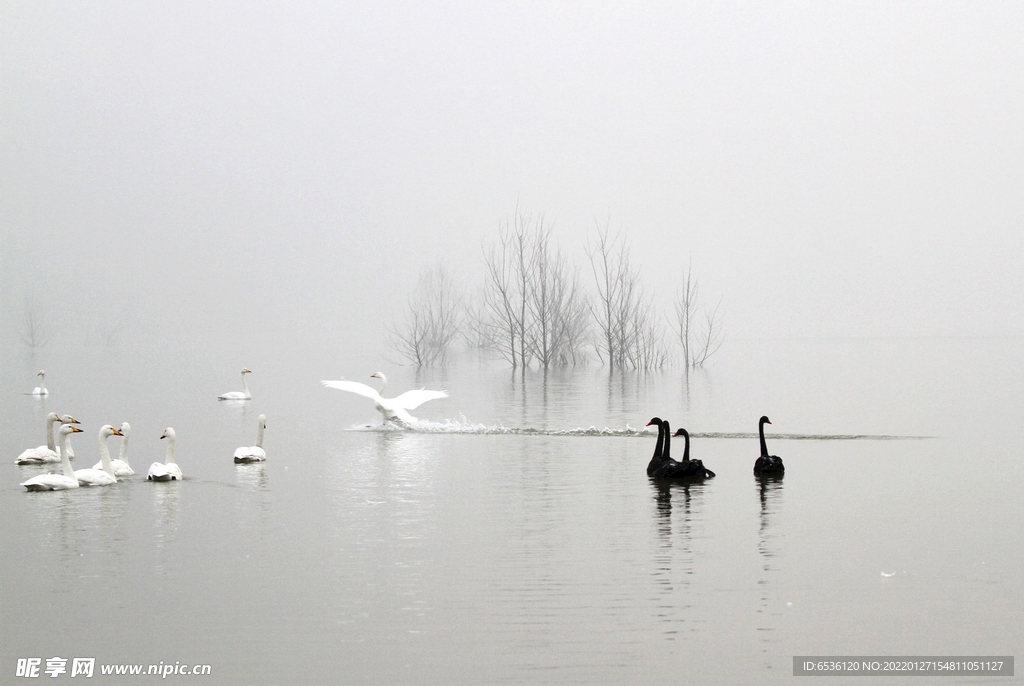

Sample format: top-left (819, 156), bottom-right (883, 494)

top-left (586, 224), bottom-right (624, 367)
top-left (673, 260), bottom-right (724, 368)
top-left (693, 299), bottom-right (724, 367)
top-left (472, 210), bottom-right (591, 370)
top-left (474, 217), bottom-right (529, 368)
top-left (550, 264), bottom-right (591, 366)
top-left (461, 295), bottom-right (496, 350)
top-left (673, 260), bottom-right (698, 368)
top-left (98, 315), bottom-right (127, 348)
top-left (388, 305), bottom-right (433, 367)
top-left (388, 265), bottom-right (463, 366)
top-left (586, 223), bottom-right (666, 370)
top-left (21, 301), bottom-right (52, 348)
top-left (631, 292), bottom-right (669, 370)
top-left (523, 223), bottom-right (591, 368)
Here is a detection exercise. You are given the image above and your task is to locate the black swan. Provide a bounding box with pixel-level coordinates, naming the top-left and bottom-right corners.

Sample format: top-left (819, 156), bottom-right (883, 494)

top-left (645, 417), bottom-right (667, 476)
top-left (753, 415), bottom-right (785, 476)
top-left (654, 428), bottom-right (716, 480)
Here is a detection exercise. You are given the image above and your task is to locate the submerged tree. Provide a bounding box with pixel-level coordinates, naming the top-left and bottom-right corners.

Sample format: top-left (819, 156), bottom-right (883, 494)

top-left (473, 217), bottom-right (528, 368)
top-left (673, 260), bottom-right (724, 368)
top-left (472, 209), bottom-right (591, 370)
top-left (387, 265), bottom-right (462, 366)
top-left (586, 224), bottom-right (667, 370)
top-left (522, 223), bottom-right (591, 368)
top-left (21, 301), bottom-right (52, 349)
top-left (98, 313), bottom-right (127, 348)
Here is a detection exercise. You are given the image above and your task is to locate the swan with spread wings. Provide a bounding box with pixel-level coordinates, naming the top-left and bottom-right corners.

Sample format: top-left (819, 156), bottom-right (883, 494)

top-left (321, 372), bottom-right (448, 425)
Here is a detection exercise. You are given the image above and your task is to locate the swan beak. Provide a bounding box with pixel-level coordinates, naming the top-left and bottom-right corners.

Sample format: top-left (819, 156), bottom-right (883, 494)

top-left (111, 428), bottom-right (123, 436)
top-left (71, 426), bottom-right (83, 433)
top-left (766, 419), bottom-right (772, 425)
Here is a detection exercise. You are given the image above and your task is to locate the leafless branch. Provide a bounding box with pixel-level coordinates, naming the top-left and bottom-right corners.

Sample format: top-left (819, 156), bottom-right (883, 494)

top-left (473, 209), bottom-right (591, 370)
top-left (21, 302), bottom-right (51, 349)
top-left (585, 222), bottom-right (665, 370)
top-left (672, 260), bottom-right (724, 368)
top-left (387, 265), bottom-right (463, 366)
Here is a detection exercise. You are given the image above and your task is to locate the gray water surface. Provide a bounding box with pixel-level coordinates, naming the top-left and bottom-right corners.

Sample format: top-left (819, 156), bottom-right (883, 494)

top-left (2, 337), bottom-right (1021, 684)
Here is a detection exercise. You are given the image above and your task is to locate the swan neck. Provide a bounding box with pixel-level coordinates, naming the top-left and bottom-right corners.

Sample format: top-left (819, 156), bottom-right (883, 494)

top-left (256, 422), bottom-right (265, 448)
top-left (165, 435), bottom-right (177, 464)
top-left (663, 423), bottom-right (672, 460)
top-left (119, 433), bottom-right (129, 462)
top-left (46, 415), bottom-right (58, 452)
top-left (652, 422), bottom-right (664, 459)
top-left (682, 432), bottom-right (690, 461)
top-left (759, 419), bottom-right (769, 456)
top-left (59, 433), bottom-right (75, 480)
top-left (241, 372), bottom-right (250, 395)
top-left (99, 434), bottom-right (115, 474)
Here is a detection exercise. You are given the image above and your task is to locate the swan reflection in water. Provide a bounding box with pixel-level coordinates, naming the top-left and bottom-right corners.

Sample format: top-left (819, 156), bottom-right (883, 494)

top-left (650, 478), bottom-right (709, 637)
top-left (151, 476), bottom-right (182, 573)
top-left (235, 463), bottom-right (269, 491)
top-left (233, 459), bottom-right (273, 547)
top-left (755, 473), bottom-right (785, 667)
top-left (653, 480), bottom-right (706, 544)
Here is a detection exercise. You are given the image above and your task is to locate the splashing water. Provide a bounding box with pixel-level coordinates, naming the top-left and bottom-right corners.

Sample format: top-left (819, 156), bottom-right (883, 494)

top-left (345, 416), bottom-right (931, 440)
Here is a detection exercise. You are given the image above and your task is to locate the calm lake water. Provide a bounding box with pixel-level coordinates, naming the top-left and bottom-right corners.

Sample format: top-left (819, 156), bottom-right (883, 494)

top-left (2, 337), bottom-right (1022, 684)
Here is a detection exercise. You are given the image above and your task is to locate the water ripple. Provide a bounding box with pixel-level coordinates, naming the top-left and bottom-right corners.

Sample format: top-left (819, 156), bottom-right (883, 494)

top-left (346, 418), bottom-right (932, 440)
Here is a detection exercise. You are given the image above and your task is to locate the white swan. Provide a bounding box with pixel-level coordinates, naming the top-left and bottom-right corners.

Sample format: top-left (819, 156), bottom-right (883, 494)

top-left (321, 371), bottom-right (448, 424)
top-left (16, 413), bottom-right (80, 464)
top-left (218, 368), bottom-right (252, 400)
top-left (58, 415), bottom-right (78, 459)
top-left (92, 422), bottom-right (134, 477)
top-left (234, 414), bottom-right (267, 463)
top-left (21, 425), bottom-right (84, 491)
top-left (31, 369), bottom-right (48, 396)
top-left (73, 425), bottom-right (122, 486)
top-left (147, 427), bottom-right (183, 481)
top-left (58, 414), bottom-right (78, 459)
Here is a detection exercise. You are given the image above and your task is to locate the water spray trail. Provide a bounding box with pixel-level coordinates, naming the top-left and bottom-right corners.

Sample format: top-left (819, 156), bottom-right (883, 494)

top-left (345, 417), bottom-right (931, 440)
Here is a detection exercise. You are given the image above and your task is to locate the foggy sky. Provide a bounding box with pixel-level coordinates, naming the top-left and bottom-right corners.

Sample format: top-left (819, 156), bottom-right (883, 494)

top-left (3, 1), bottom-right (1023, 364)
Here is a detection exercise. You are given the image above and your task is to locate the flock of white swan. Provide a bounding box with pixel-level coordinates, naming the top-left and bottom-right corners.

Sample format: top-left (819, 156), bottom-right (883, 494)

top-left (17, 368), bottom-right (447, 493)
top-left (17, 369), bottom-right (268, 492)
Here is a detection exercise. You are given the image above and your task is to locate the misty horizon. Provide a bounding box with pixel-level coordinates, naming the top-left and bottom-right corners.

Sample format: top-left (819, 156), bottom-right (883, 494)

top-left (4, 2), bottom-right (1023, 365)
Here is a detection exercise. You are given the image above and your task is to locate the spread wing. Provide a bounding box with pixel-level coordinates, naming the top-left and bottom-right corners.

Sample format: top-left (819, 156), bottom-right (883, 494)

top-left (390, 388), bottom-right (448, 411)
top-left (321, 380), bottom-right (384, 403)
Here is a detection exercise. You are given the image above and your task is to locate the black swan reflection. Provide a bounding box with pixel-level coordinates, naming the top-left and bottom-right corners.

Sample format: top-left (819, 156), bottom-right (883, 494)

top-left (753, 415), bottom-right (785, 476)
